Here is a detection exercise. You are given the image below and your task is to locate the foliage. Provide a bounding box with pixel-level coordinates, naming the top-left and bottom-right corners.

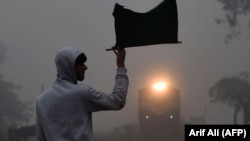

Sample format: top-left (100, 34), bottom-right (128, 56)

top-left (0, 74), bottom-right (32, 127)
top-left (215, 0), bottom-right (250, 43)
top-left (0, 44), bottom-right (32, 140)
top-left (209, 76), bottom-right (250, 106)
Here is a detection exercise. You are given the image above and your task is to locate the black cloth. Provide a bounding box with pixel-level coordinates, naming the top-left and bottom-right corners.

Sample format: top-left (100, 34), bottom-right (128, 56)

top-left (113, 0), bottom-right (181, 48)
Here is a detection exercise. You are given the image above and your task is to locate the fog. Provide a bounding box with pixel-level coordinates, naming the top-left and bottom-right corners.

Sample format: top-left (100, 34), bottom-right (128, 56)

top-left (0, 0), bottom-right (250, 135)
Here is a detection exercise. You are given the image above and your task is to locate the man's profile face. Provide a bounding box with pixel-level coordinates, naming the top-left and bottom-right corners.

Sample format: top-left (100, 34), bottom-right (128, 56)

top-left (74, 53), bottom-right (87, 81)
top-left (75, 63), bottom-right (87, 81)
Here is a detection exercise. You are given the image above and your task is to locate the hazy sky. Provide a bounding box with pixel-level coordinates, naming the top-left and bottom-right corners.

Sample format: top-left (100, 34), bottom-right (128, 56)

top-left (1, 0), bottom-right (250, 133)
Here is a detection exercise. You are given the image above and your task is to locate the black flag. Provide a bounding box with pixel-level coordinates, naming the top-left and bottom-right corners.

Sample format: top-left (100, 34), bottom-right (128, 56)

top-left (107, 0), bottom-right (181, 50)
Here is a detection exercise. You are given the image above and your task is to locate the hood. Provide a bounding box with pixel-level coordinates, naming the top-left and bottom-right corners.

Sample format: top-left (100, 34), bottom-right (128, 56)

top-left (55, 47), bottom-right (83, 84)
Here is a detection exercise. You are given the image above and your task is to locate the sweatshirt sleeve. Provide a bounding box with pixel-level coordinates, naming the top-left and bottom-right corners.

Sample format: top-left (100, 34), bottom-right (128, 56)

top-left (87, 67), bottom-right (129, 112)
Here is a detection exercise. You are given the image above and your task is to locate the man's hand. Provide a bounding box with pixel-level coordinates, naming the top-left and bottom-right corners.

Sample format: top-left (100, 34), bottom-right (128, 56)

top-left (113, 46), bottom-right (126, 68)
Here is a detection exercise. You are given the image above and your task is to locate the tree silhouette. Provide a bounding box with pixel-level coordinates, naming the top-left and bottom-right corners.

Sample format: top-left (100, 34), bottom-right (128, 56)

top-left (215, 0), bottom-right (250, 43)
top-left (0, 44), bottom-right (32, 140)
top-left (209, 72), bottom-right (250, 124)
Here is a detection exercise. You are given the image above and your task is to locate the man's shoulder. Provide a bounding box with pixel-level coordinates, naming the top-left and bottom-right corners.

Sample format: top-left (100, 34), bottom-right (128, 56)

top-left (75, 83), bottom-right (92, 91)
top-left (36, 87), bottom-right (53, 101)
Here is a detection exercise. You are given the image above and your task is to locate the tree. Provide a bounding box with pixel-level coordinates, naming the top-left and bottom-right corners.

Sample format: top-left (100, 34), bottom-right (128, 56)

top-left (0, 44), bottom-right (32, 140)
top-left (209, 72), bottom-right (250, 124)
top-left (215, 0), bottom-right (250, 43)
top-left (0, 75), bottom-right (32, 125)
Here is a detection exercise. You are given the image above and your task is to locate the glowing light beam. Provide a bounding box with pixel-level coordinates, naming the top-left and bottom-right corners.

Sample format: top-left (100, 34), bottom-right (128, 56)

top-left (153, 82), bottom-right (167, 91)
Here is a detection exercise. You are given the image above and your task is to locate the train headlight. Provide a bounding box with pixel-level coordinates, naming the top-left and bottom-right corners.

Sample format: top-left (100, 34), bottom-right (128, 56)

top-left (153, 82), bottom-right (167, 92)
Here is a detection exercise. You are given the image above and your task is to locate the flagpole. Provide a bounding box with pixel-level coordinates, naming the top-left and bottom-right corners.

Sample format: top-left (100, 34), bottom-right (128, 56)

top-left (105, 48), bottom-right (114, 51)
top-left (105, 46), bottom-right (117, 51)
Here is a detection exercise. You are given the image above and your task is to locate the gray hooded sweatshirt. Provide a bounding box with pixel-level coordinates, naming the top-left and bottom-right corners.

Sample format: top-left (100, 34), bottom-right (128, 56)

top-left (36, 47), bottom-right (129, 141)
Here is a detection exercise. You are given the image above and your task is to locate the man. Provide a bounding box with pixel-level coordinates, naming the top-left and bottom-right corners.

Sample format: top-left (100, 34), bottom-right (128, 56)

top-left (36, 46), bottom-right (128, 141)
